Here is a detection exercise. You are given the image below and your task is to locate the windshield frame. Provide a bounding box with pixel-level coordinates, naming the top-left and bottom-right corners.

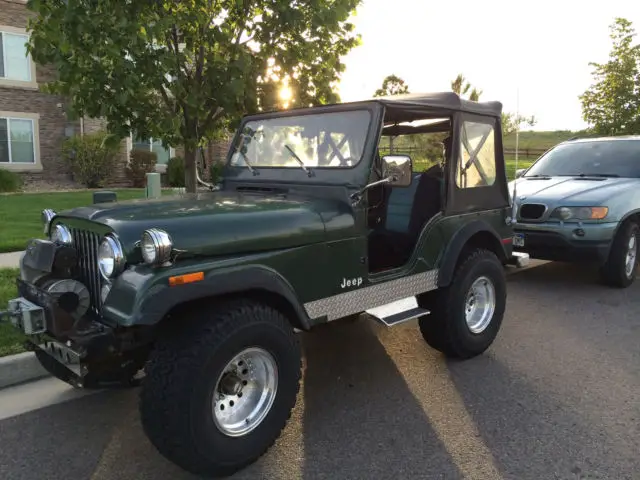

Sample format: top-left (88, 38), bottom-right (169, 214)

top-left (225, 105), bottom-right (377, 172)
top-left (523, 138), bottom-right (640, 179)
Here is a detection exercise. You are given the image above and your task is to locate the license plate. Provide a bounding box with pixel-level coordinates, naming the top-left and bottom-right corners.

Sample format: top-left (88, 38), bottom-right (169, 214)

top-left (513, 233), bottom-right (525, 247)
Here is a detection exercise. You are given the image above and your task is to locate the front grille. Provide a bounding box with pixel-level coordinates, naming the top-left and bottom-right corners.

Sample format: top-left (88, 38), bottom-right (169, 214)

top-left (70, 228), bottom-right (102, 314)
top-left (519, 203), bottom-right (547, 220)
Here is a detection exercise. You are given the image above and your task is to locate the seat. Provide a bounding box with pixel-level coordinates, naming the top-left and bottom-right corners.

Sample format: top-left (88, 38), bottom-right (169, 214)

top-left (368, 171), bottom-right (442, 271)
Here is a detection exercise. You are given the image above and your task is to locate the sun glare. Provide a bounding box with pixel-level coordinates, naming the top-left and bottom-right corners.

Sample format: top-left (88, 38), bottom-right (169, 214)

top-left (279, 85), bottom-right (293, 107)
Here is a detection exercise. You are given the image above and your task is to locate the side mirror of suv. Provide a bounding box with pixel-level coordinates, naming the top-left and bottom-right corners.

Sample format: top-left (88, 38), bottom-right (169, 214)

top-left (515, 168), bottom-right (526, 179)
top-left (381, 154), bottom-right (412, 187)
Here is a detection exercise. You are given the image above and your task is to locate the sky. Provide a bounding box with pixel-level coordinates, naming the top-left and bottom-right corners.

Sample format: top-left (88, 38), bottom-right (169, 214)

top-left (337, 0), bottom-right (640, 131)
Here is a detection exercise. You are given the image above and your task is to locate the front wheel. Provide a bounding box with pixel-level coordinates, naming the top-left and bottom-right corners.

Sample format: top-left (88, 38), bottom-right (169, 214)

top-left (600, 220), bottom-right (639, 288)
top-left (417, 248), bottom-right (506, 359)
top-left (139, 299), bottom-right (302, 478)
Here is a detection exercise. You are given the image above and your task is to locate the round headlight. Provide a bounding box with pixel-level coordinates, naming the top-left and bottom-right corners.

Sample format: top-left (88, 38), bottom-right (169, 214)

top-left (141, 228), bottom-right (173, 265)
top-left (557, 207), bottom-right (573, 220)
top-left (51, 224), bottom-right (73, 244)
top-left (98, 234), bottom-right (125, 280)
top-left (42, 209), bottom-right (56, 235)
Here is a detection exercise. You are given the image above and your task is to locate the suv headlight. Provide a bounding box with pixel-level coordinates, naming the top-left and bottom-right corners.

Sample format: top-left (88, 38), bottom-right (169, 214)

top-left (50, 224), bottom-right (73, 245)
top-left (141, 228), bottom-right (173, 265)
top-left (550, 206), bottom-right (609, 221)
top-left (98, 234), bottom-right (125, 279)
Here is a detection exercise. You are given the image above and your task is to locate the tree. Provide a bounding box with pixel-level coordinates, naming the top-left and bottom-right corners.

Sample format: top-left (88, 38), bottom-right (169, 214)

top-left (26, 0), bottom-right (362, 192)
top-left (450, 73), bottom-right (536, 137)
top-left (451, 73), bottom-right (482, 102)
top-left (579, 17), bottom-right (640, 136)
top-left (374, 74), bottom-right (410, 97)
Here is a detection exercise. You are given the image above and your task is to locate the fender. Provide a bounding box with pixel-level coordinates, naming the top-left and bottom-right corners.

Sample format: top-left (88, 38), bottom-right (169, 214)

top-left (437, 219), bottom-right (508, 287)
top-left (129, 265), bottom-right (312, 330)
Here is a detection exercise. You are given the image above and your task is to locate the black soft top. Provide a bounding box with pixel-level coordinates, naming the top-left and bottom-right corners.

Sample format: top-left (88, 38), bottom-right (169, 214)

top-left (372, 92), bottom-right (502, 118)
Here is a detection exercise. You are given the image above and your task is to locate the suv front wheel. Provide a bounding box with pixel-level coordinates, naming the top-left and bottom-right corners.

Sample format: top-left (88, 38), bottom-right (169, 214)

top-left (140, 299), bottom-right (302, 478)
top-left (417, 248), bottom-right (506, 359)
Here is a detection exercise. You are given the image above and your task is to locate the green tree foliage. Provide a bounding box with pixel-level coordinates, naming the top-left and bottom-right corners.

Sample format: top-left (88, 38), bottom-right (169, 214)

top-left (579, 17), bottom-right (640, 136)
top-left (26, 0), bottom-right (362, 192)
top-left (451, 73), bottom-right (482, 102)
top-left (451, 73), bottom-right (536, 137)
top-left (374, 74), bottom-right (410, 97)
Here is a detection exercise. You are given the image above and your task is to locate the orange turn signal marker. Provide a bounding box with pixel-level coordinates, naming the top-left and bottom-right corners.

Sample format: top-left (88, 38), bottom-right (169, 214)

top-left (169, 271), bottom-right (204, 287)
top-left (590, 207), bottom-right (608, 219)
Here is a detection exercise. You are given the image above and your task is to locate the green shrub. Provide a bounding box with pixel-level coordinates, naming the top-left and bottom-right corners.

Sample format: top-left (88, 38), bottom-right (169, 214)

top-left (127, 149), bottom-right (157, 187)
top-left (62, 130), bottom-right (119, 188)
top-left (209, 161), bottom-right (225, 184)
top-left (0, 169), bottom-right (23, 193)
top-left (167, 156), bottom-right (185, 187)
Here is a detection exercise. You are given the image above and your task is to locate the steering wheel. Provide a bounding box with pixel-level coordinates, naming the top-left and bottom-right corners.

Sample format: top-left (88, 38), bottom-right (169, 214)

top-left (338, 157), bottom-right (357, 167)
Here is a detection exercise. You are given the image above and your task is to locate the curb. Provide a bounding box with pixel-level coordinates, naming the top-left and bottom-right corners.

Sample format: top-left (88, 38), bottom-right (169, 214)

top-left (0, 351), bottom-right (50, 390)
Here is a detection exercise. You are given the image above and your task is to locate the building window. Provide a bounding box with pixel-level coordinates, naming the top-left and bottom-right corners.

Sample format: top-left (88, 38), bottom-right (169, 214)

top-left (0, 116), bottom-right (35, 164)
top-left (455, 120), bottom-right (496, 189)
top-left (0, 30), bottom-right (32, 82)
top-left (131, 135), bottom-right (172, 166)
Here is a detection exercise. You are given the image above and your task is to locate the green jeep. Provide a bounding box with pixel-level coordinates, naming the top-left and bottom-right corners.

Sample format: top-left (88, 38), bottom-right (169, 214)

top-left (1, 92), bottom-right (526, 478)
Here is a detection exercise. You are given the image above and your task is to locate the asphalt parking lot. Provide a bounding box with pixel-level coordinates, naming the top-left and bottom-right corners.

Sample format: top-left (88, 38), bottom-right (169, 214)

top-left (0, 260), bottom-right (638, 480)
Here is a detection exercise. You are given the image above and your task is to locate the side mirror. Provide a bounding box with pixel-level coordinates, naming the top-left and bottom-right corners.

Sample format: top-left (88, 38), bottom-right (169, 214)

top-left (515, 168), bottom-right (526, 179)
top-left (381, 154), bottom-right (412, 187)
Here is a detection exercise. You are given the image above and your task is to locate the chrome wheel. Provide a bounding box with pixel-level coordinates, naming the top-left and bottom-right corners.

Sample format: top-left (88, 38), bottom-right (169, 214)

top-left (212, 347), bottom-right (278, 437)
top-left (465, 276), bottom-right (496, 334)
top-left (625, 234), bottom-right (637, 278)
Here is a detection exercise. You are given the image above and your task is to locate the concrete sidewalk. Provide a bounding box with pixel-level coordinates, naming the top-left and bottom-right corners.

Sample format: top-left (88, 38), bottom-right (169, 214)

top-left (0, 251), bottom-right (23, 269)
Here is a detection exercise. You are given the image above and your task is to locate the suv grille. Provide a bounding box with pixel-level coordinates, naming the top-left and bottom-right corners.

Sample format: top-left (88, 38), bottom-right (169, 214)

top-left (519, 203), bottom-right (547, 220)
top-left (70, 228), bottom-right (102, 314)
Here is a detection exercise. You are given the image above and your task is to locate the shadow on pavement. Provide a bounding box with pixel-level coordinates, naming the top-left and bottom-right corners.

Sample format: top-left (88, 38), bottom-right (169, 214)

top-left (445, 353), bottom-right (639, 480)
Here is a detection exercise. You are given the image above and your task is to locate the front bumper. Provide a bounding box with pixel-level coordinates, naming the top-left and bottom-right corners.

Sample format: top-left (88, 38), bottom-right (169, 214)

top-left (512, 221), bottom-right (616, 263)
top-left (1, 278), bottom-right (120, 382)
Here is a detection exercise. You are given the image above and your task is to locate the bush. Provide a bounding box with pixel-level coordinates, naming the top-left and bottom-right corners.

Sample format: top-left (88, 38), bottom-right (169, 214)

top-left (166, 156), bottom-right (185, 187)
top-left (62, 130), bottom-right (119, 188)
top-left (209, 161), bottom-right (225, 184)
top-left (0, 169), bottom-right (23, 193)
top-left (127, 149), bottom-right (157, 187)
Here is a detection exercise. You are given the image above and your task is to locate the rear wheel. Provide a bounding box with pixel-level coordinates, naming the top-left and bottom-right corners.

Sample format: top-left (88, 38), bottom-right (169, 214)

top-left (139, 299), bottom-right (302, 478)
top-left (600, 220), bottom-right (639, 288)
top-left (417, 248), bottom-right (506, 359)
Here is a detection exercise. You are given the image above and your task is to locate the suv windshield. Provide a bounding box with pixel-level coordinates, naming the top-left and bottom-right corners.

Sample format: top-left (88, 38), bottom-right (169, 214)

top-left (525, 139), bottom-right (640, 178)
top-left (229, 109), bottom-right (371, 169)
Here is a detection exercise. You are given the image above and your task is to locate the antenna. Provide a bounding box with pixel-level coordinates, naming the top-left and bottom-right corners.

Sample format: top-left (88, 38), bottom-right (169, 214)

top-left (510, 87), bottom-right (520, 225)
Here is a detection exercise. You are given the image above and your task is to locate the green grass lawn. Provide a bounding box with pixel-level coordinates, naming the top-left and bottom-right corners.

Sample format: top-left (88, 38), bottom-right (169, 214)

top-left (0, 268), bottom-right (26, 356)
top-left (0, 188), bottom-right (176, 253)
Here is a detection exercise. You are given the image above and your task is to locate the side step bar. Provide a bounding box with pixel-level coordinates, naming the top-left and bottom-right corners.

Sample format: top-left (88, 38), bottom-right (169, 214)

top-left (365, 297), bottom-right (430, 327)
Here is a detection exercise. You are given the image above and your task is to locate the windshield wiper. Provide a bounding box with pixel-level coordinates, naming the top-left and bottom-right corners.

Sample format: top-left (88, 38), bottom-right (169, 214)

top-left (233, 146), bottom-right (257, 174)
top-left (577, 173), bottom-right (619, 178)
top-left (524, 174), bottom-right (551, 179)
top-left (284, 145), bottom-right (313, 177)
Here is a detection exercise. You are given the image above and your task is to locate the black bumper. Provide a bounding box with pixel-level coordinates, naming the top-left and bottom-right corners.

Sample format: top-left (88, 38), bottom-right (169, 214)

top-left (513, 229), bottom-right (611, 264)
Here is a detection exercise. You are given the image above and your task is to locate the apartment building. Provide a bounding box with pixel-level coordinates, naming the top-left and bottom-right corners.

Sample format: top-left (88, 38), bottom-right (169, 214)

top-left (0, 0), bottom-right (189, 190)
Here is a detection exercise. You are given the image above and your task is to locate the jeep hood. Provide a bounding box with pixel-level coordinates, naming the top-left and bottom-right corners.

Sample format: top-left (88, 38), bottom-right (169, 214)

top-left (509, 176), bottom-right (638, 204)
top-left (58, 191), bottom-right (344, 258)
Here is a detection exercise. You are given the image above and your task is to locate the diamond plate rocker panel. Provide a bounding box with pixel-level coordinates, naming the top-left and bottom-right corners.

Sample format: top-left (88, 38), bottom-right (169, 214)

top-left (304, 269), bottom-right (439, 321)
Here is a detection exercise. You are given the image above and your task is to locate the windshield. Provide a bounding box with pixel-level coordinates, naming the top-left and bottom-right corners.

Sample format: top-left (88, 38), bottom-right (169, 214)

top-left (229, 110), bottom-right (371, 169)
top-left (525, 139), bottom-right (640, 178)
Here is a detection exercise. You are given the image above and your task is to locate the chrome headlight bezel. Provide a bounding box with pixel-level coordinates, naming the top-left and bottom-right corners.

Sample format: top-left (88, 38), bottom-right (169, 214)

top-left (42, 209), bottom-right (56, 235)
top-left (141, 228), bottom-right (173, 265)
top-left (98, 234), bottom-right (125, 280)
top-left (50, 224), bottom-right (73, 245)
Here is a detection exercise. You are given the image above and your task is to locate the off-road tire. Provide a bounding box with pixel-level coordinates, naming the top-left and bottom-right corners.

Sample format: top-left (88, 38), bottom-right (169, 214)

top-left (139, 299), bottom-right (302, 478)
top-left (417, 248), bottom-right (506, 359)
top-left (600, 220), bottom-right (639, 288)
top-left (34, 349), bottom-right (143, 389)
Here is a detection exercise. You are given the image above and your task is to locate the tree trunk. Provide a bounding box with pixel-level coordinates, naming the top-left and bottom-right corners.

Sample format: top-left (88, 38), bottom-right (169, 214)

top-left (184, 146), bottom-right (197, 193)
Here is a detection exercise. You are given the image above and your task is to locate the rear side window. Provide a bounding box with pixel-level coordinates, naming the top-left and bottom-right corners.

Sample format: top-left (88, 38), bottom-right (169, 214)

top-left (455, 121), bottom-right (496, 188)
